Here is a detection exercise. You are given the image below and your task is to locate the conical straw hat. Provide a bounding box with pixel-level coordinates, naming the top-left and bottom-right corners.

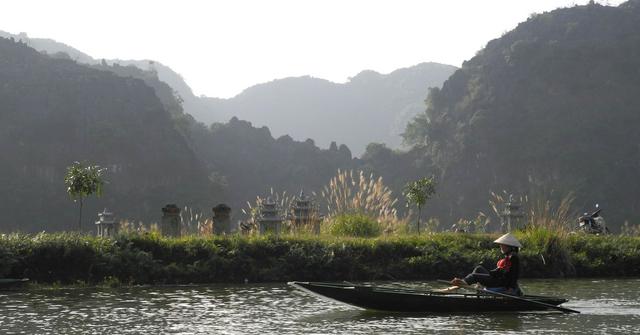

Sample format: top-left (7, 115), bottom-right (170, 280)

top-left (493, 233), bottom-right (522, 248)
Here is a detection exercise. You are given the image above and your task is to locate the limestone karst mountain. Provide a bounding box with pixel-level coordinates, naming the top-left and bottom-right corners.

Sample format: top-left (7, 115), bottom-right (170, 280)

top-left (0, 30), bottom-right (456, 155)
top-left (399, 0), bottom-right (640, 227)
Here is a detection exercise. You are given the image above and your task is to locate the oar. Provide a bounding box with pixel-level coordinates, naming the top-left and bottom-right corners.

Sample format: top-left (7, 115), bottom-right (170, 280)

top-left (342, 281), bottom-right (466, 295)
top-left (437, 280), bottom-right (580, 314)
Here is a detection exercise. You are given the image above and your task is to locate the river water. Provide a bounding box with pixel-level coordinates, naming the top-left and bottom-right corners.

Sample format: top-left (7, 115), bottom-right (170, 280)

top-left (0, 279), bottom-right (638, 334)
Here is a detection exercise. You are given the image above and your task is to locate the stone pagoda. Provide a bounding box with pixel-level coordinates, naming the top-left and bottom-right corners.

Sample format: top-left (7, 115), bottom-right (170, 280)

top-left (290, 190), bottom-right (320, 234)
top-left (500, 195), bottom-right (525, 232)
top-left (95, 208), bottom-right (117, 237)
top-left (257, 197), bottom-right (284, 235)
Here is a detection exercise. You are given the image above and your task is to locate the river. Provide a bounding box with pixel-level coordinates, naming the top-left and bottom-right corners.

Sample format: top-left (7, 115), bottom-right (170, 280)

top-left (0, 279), bottom-right (638, 334)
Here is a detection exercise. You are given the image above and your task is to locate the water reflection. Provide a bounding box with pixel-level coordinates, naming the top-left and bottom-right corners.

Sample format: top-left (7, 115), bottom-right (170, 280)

top-left (0, 279), bottom-right (637, 334)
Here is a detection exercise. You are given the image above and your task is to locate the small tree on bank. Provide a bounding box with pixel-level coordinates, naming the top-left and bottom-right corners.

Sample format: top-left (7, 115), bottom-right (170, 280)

top-left (404, 177), bottom-right (436, 234)
top-left (65, 161), bottom-right (105, 232)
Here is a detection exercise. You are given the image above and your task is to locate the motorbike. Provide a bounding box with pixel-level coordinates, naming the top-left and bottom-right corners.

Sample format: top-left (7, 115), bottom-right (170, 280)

top-left (577, 204), bottom-right (609, 234)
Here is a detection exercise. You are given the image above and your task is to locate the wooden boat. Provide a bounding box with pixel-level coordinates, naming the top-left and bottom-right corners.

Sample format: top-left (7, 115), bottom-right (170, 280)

top-left (289, 281), bottom-right (570, 313)
top-left (0, 278), bottom-right (29, 290)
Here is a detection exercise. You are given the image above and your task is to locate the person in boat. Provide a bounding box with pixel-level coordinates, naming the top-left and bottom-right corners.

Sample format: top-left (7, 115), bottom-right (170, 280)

top-left (450, 233), bottom-right (522, 296)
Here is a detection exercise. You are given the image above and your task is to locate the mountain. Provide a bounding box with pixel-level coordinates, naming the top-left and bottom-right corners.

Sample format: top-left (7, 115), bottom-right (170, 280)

top-left (0, 30), bottom-right (456, 156)
top-left (0, 31), bottom-right (96, 64)
top-left (201, 63), bottom-right (457, 155)
top-left (186, 118), bottom-right (356, 210)
top-left (0, 36), bottom-right (365, 231)
top-left (0, 30), bottom-right (214, 121)
top-left (402, 0), bottom-right (640, 229)
top-left (0, 36), bottom-right (219, 231)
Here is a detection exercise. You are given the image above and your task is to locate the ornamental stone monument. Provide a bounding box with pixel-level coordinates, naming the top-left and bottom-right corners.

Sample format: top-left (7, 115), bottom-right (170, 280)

top-left (161, 204), bottom-right (182, 237)
top-left (257, 197), bottom-right (283, 235)
top-left (500, 195), bottom-right (524, 232)
top-left (212, 203), bottom-right (232, 235)
top-left (95, 208), bottom-right (117, 237)
top-left (290, 190), bottom-right (320, 234)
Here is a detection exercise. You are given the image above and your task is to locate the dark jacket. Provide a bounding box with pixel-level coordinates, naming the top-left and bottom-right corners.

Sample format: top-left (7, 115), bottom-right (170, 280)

top-left (489, 252), bottom-right (520, 289)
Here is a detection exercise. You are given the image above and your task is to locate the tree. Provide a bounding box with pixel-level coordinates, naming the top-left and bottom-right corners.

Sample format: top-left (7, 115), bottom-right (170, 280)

top-left (404, 177), bottom-right (436, 234)
top-left (64, 161), bottom-right (105, 232)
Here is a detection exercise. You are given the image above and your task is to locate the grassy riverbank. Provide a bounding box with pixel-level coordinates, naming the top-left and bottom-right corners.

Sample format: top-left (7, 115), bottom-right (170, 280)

top-left (0, 231), bottom-right (638, 286)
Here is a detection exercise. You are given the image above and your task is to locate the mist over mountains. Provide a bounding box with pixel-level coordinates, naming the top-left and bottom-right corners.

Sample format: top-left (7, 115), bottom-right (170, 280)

top-left (197, 63), bottom-right (456, 155)
top-left (0, 30), bottom-right (456, 156)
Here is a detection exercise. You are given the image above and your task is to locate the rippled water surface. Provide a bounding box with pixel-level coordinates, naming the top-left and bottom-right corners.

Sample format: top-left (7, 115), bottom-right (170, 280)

top-left (0, 279), bottom-right (638, 334)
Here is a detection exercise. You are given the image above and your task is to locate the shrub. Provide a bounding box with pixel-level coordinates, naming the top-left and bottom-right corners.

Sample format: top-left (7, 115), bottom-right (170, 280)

top-left (1, 232), bottom-right (639, 286)
top-left (328, 213), bottom-right (382, 237)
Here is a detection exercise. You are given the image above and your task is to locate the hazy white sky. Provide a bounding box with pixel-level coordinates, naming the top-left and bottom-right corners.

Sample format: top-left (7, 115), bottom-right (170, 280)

top-left (0, 0), bottom-right (626, 98)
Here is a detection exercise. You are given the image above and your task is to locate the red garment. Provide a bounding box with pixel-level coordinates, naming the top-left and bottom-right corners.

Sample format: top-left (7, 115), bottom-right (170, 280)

top-left (497, 255), bottom-right (512, 271)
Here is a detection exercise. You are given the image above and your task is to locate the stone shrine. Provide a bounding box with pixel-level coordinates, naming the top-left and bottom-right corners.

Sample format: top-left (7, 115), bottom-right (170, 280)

top-left (290, 190), bottom-right (320, 234)
top-left (257, 197), bottom-right (283, 235)
top-left (161, 204), bottom-right (182, 237)
top-left (500, 195), bottom-right (525, 232)
top-left (212, 203), bottom-right (232, 235)
top-left (95, 208), bottom-right (117, 237)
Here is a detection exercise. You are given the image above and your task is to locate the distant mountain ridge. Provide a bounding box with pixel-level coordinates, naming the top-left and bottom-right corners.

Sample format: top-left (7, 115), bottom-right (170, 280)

top-left (0, 30), bottom-right (456, 155)
top-left (202, 63), bottom-right (457, 155)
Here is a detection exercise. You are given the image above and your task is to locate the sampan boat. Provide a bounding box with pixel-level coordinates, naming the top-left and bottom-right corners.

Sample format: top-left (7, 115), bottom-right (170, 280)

top-left (289, 281), bottom-right (570, 313)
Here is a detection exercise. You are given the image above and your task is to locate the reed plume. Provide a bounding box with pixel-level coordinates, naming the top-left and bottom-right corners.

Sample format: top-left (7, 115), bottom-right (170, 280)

top-left (321, 169), bottom-right (398, 222)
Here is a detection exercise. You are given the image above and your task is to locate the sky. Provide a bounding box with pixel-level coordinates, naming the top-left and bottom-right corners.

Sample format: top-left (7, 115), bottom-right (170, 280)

top-left (0, 0), bottom-right (627, 98)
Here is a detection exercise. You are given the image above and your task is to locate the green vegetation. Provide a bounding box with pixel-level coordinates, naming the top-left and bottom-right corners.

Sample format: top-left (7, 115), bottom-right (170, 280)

top-left (320, 170), bottom-right (401, 236)
top-left (1, 230), bottom-right (638, 286)
top-left (5, 1), bottom-right (640, 236)
top-left (0, 37), bottom-right (217, 232)
top-left (328, 213), bottom-right (382, 237)
top-left (322, 170), bottom-right (398, 220)
top-left (64, 161), bottom-right (105, 231)
top-left (403, 177), bottom-right (436, 234)
top-left (398, 1), bottom-right (640, 228)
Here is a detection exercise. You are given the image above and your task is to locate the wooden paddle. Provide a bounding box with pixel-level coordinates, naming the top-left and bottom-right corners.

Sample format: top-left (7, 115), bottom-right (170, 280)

top-left (437, 280), bottom-right (580, 314)
top-left (342, 281), bottom-right (469, 296)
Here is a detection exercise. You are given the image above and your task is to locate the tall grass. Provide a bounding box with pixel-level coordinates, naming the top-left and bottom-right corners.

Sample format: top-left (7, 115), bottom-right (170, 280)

top-left (621, 221), bottom-right (640, 236)
top-left (321, 169), bottom-right (398, 229)
top-left (180, 206), bottom-right (209, 236)
top-left (450, 212), bottom-right (490, 233)
top-left (118, 206), bottom-right (213, 237)
top-left (525, 192), bottom-right (575, 236)
top-left (490, 190), bottom-right (575, 234)
top-left (320, 169), bottom-right (401, 237)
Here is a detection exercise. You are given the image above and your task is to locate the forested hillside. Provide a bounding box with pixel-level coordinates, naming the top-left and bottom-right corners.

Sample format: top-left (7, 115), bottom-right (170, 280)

top-left (0, 37), bottom-right (358, 231)
top-left (187, 117), bottom-right (356, 207)
top-left (0, 37), bottom-right (218, 231)
top-left (4, 1), bottom-right (640, 232)
top-left (401, 0), bottom-right (640, 228)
